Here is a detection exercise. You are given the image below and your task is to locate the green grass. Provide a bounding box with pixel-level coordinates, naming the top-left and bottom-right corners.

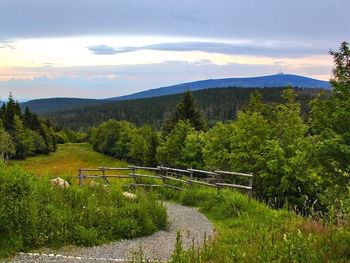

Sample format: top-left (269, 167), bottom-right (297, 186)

top-left (9, 143), bottom-right (128, 177)
top-left (0, 165), bottom-right (167, 258)
top-left (155, 187), bottom-right (350, 263)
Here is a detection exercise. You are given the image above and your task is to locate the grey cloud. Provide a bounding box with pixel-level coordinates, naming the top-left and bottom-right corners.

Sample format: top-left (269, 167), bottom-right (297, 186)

top-left (88, 41), bottom-right (327, 58)
top-left (88, 45), bottom-right (120, 55)
top-left (0, 0), bottom-right (348, 48)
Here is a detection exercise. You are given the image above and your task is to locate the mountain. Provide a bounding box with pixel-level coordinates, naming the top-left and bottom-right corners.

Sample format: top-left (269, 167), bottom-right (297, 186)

top-left (21, 74), bottom-right (330, 115)
top-left (48, 87), bottom-right (328, 130)
top-left (108, 74), bottom-right (331, 101)
top-left (21, 97), bottom-right (110, 114)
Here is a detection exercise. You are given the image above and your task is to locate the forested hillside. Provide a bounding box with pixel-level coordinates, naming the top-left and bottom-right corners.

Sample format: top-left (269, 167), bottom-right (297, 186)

top-left (48, 87), bottom-right (327, 130)
top-left (109, 74), bottom-right (331, 101)
top-left (21, 97), bottom-right (110, 114)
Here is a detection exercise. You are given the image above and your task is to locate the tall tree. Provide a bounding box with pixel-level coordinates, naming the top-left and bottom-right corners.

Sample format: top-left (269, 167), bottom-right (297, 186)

top-left (163, 91), bottom-right (205, 133)
top-left (3, 93), bottom-right (17, 134)
top-left (309, 41), bottom-right (350, 209)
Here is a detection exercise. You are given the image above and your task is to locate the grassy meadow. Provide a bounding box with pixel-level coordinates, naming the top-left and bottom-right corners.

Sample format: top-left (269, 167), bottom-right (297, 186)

top-left (9, 143), bottom-right (128, 177)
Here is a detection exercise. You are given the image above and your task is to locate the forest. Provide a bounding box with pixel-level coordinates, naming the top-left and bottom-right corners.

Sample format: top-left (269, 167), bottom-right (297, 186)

top-left (0, 94), bottom-right (86, 161)
top-left (47, 86), bottom-right (327, 130)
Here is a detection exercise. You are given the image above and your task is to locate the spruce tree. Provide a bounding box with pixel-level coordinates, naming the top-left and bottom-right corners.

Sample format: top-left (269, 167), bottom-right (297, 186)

top-left (3, 93), bottom-right (17, 134)
top-left (163, 91), bottom-right (205, 133)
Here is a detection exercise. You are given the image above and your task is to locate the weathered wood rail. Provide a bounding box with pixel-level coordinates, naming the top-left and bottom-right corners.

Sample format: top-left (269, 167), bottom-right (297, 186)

top-left (77, 165), bottom-right (253, 196)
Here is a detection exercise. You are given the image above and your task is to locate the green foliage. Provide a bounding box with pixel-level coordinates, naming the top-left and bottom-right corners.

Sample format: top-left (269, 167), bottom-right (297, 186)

top-left (308, 41), bottom-right (350, 212)
top-left (157, 121), bottom-right (196, 168)
top-left (163, 91), bottom-right (205, 133)
top-left (90, 120), bottom-right (135, 159)
top-left (203, 88), bottom-right (327, 212)
top-left (203, 122), bottom-right (234, 170)
top-left (13, 115), bottom-right (35, 159)
top-left (0, 125), bottom-right (15, 162)
top-left (0, 94), bottom-right (58, 160)
top-left (128, 126), bottom-right (159, 166)
top-left (330, 41), bottom-right (350, 94)
top-left (0, 166), bottom-right (167, 257)
top-left (170, 232), bottom-right (185, 263)
top-left (90, 120), bottom-right (160, 166)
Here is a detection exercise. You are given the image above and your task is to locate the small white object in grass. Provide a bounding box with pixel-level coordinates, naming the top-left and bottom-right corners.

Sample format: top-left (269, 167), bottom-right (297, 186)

top-left (49, 177), bottom-right (70, 188)
top-left (123, 192), bottom-right (136, 199)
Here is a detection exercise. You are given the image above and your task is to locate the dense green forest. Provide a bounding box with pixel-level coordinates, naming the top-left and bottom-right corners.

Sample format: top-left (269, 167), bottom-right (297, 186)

top-left (48, 87), bottom-right (327, 130)
top-left (0, 94), bottom-right (57, 160)
top-left (89, 42), bottom-right (350, 216)
top-left (0, 94), bottom-right (87, 161)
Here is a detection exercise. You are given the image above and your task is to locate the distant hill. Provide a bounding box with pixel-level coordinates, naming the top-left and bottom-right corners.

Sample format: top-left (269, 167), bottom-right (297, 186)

top-left (108, 74), bottom-right (331, 101)
top-left (48, 87), bottom-right (328, 130)
top-left (21, 97), bottom-right (109, 114)
top-left (20, 74), bottom-right (330, 115)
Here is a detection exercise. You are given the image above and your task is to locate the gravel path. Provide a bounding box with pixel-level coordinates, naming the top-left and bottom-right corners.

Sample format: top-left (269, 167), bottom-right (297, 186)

top-left (11, 202), bottom-right (214, 262)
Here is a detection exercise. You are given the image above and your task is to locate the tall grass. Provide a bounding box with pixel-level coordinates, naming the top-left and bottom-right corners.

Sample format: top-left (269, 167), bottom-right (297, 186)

top-left (155, 187), bottom-right (350, 263)
top-left (0, 165), bottom-right (167, 258)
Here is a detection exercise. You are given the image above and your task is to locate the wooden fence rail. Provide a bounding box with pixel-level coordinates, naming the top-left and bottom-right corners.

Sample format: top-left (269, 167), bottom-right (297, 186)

top-left (77, 165), bottom-right (253, 196)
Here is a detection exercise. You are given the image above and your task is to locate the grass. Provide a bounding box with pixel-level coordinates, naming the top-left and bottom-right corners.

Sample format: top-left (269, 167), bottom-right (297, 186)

top-left (0, 164), bottom-right (167, 258)
top-left (154, 187), bottom-right (350, 263)
top-left (9, 143), bottom-right (128, 177)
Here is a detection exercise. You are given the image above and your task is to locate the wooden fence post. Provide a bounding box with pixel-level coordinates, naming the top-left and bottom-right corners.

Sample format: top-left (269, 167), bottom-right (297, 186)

top-left (132, 167), bottom-right (136, 183)
top-left (248, 175), bottom-right (253, 198)
top-left (78, 168), bottom-right (83, 186)
top-left (101, 167), bottom-right (110, 184)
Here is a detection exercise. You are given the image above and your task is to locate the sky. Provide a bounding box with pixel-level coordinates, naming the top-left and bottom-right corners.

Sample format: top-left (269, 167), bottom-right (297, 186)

top-left (0, 0), bottom-right (349, 100)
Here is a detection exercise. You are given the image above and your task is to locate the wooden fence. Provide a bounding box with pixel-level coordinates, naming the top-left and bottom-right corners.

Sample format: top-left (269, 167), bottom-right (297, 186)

top-left (77, 166), bottom-right (253, 196)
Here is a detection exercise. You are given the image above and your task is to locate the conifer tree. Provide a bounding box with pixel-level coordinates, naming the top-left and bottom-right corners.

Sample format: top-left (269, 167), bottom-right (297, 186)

top-left (163, 91), bottom-right (205, 133)
top-left (3, 93), bottom-right (17, 133)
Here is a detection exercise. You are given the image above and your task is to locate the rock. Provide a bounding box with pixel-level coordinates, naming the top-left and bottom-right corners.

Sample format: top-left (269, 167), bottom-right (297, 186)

top-left (123, 192), bottom-right (137, 199)
top-left (49, 177), bottom-right (70, 188)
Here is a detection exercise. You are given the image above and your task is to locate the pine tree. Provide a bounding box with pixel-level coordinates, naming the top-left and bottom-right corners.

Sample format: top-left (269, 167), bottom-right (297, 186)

top-left (163, 91), bottom-right (205, 133)
top-left (3, 93), bottom-right (17, 134)
top-left (23, 106), bottom-right (33, 129)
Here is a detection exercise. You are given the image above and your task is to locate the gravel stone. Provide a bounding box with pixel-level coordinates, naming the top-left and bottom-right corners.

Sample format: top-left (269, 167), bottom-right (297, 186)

top-left (10, 202), bottom-right (214, 262)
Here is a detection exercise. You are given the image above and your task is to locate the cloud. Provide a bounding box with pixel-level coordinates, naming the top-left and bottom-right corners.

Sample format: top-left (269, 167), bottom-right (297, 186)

top-left (0, 41), bottom-right (15, 49)
top-left (87, 45), bottom-right (120, 55)
top-left (0, 0), bottom-right (348, 47)
top-left (88, 41), bottom-right (326, 58)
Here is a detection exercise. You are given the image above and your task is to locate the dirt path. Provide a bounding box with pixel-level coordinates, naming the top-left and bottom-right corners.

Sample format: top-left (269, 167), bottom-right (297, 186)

top-left (12, 202), bottom-right (214, 262)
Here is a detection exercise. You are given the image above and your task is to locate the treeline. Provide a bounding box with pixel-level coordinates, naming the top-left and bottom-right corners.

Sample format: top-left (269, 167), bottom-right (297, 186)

top-left (0, 94), bottom-right (57, 160)
top-left (90, 42), bottom-right (350, 215)
top-left (49, 87), bottom-right (326, 130)
top-left (0, 94), bottom-right (87, 161)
